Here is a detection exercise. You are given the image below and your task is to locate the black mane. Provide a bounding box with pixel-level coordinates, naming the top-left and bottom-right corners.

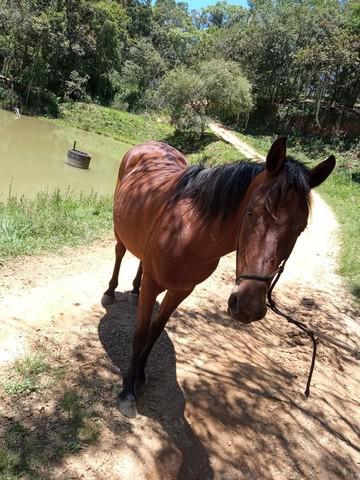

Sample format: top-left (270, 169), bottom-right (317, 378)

top-left (173, 158), bottom-right (311, 220)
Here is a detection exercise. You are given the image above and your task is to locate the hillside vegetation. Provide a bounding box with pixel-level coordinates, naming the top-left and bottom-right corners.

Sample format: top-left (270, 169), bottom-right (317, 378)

top-left (52, 102), bottom-right (173, 145)
top-left (1, 0), bottom-right (359, 137)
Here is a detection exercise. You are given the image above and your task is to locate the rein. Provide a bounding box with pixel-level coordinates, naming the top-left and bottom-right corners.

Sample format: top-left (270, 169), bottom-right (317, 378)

top-left (236, 261), bottom-right (360, 396)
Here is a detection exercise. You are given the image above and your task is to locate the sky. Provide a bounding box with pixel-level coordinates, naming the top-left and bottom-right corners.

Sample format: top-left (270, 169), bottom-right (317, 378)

top-left (186, 0), bottom-right (248, 10)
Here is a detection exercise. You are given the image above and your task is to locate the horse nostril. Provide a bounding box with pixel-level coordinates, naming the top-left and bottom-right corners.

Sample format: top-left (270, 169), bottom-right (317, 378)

top-left (228, 293), bottom-right (240, 315)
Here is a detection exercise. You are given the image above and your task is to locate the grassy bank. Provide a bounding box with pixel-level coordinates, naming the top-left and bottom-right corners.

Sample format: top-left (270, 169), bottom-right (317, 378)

top-left (51, 102), bottom-right (242, 163)
top-left (0, 190), bottom-right (112, 261)
top-left (187, 137), bottom-right (245, 165)
top-left (50, 102), bottom-right (173, 145)
top-left (50, 102), bottom-right (243, 166)
top-left (236, 131), bottom-right (360, 301)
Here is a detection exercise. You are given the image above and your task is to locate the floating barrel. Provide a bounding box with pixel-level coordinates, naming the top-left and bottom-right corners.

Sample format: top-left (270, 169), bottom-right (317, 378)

top-left (66, 141), bottom-right (91, 169)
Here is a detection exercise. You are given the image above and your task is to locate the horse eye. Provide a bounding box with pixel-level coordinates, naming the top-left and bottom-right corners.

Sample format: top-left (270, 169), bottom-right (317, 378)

top-left (247, 208), bottom-right (253, 216)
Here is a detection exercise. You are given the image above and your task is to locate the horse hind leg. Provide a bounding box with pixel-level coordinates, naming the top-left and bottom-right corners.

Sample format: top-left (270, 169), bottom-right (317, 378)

top-left (102, 240), bottom-right (126, 306)
top-left (128, 261), bottom-right (142, 306)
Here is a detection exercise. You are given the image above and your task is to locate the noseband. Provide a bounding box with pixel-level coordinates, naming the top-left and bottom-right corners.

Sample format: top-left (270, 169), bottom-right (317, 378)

top-left (235, 261), bottom-right (286, 286)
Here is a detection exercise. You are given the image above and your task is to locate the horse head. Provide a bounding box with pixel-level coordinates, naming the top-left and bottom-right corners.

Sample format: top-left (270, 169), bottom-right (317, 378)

top-left (228, 137), bottom-right (335, 324)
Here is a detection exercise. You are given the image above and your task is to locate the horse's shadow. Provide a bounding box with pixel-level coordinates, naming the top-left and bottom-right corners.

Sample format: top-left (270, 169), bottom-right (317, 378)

top-left (98, 291), bottom-right (214, 480)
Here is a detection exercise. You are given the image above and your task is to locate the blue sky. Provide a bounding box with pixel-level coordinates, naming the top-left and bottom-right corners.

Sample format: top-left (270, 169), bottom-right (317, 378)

top-left (186, 0), bottom-right (248, 10)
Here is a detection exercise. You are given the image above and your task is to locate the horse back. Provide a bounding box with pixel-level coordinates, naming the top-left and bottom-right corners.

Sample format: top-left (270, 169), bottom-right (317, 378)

top-left (118, 142), bottom-right (187, 181)
top-left (113, 142), bottom-right (188, 259)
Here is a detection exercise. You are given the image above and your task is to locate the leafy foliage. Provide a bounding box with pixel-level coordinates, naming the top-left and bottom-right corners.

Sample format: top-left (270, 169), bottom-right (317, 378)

top-left (199, 60), bottom-right (253, 123)
top-left (159, 68), bottom-right (207, 137)
top-left (0, 0), bottom-right (358, 134)
top-left (159, 60), bottom-right (253, 135)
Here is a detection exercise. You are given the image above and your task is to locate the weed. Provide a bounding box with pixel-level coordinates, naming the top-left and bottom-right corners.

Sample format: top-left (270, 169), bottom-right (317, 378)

top-left (59, 389), bottom-right (101, 452)
top-left (4, 378), bottom-right (38, 396)
top-left (0, 190), bottom-right (113, 260)
top-left (15, 352), bottom-right (49, 378)
top-left (2, 351), bottom-right (49, 396)
top-left (0, 422), bottom-right (40, 479)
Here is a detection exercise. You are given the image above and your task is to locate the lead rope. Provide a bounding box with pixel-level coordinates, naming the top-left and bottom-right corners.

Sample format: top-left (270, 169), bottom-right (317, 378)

top-left (236, 257), bottom-right (359, 397)
top-left (236, 259), bottom-right (318, 397)
top-left (266, 260), bottom-right (317, 397)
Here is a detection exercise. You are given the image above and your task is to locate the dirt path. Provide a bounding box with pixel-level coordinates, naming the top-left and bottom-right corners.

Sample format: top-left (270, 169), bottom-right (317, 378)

top-left (209, 123), bottom-right (265, 161)
top-left (1, 132), bottom-right (360, 479)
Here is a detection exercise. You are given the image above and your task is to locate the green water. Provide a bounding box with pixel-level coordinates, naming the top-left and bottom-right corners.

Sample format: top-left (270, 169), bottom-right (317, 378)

top-left (0, 109), bottom-right (131, 198)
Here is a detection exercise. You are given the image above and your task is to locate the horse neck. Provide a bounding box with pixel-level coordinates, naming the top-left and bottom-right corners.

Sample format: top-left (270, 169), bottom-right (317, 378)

top-left (201, 205), bottom-right (245, 259)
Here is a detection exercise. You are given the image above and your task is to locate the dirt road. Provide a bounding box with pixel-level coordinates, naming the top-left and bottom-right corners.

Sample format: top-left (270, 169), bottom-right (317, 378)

top-left (1, 132), bottom-right (359, 479)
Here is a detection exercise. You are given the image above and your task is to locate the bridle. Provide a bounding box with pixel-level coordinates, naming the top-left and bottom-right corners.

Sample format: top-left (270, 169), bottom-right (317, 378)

top-left (235, 262), bottom-right (286, 285)
top-left (235, 257), bottom-right (317, 397)
top-left (232, 189), bottom-right (359, 397)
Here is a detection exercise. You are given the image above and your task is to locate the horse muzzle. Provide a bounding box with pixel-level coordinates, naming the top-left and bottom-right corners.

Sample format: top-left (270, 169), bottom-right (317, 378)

top-left (227, 282), bottom-right (267, 323)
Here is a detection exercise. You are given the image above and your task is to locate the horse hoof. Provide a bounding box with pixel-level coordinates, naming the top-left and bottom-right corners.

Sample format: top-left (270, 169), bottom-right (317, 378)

top-left (118, 393), bottom-right (137, 418)
top-left (101, 294), bottom-right (115, 307)
top-left (128, 293), bottom-right (139, 306)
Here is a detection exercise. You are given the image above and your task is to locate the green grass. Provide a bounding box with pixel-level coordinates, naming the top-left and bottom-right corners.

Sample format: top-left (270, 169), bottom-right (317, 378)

top-left (52, 103), bottom-right (241, 165)
top-left (50, 102), bottom-right (173, 145)
top-left (235, 130), bottom-right (360, 301)
top-left (0, 346), bottom-right (102, 479)
top-left (188, 138), bottom-right (245, 165)
top-left (3, 352), bottom-right (49, 396)
top-left (319, 171), bottom-right (360, 300)
top-left (0, 189), bottom-right (112, 260)
top-left (59, 390), bottom-right (101, 452)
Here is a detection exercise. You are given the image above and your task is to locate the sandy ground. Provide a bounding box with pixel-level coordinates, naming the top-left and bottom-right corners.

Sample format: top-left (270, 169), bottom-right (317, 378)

top-left (209, 123), bottom-right (265, 162)
top-left (0, 132), bottom-right (359, 479)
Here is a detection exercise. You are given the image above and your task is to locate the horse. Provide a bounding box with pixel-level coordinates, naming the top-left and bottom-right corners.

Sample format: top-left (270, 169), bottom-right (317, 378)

top-left (102, 137), bottom-right (335, 417)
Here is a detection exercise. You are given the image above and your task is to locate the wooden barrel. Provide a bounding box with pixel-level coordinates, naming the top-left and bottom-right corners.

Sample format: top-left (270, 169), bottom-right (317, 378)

top-left (66, 148), bottom-right (91, 169)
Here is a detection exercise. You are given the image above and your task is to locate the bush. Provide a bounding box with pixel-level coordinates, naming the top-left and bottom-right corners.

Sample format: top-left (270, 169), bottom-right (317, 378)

top-left (158, 68), bottom-right (207, 137)
top-left (158, 60), bottom-right (253, 136)
top-left (0, 86), bottom-right (19, 111)
top-left (199, 59), bottom-right (253, 123)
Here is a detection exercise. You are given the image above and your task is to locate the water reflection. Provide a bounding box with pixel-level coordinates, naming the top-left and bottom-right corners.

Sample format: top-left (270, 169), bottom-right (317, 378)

top-left (0, 109), bottom-right (131, 198)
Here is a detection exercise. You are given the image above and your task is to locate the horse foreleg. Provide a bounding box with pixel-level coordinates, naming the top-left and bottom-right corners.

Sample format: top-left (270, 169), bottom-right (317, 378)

top-left (134, 288), bottom-right (193, 398)
top-left (128, 261), bottom-right (143, 306)
top-left (118, 274), bottom-right (162, 417)
top-left (102, 240), bottom-right (126, 305)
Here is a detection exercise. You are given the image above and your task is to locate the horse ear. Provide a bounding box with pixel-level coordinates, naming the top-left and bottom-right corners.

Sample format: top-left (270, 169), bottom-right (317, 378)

top-left (266, 137), bottom-right (287, 174)
top-left (309, 155), bottom-right (336, 189)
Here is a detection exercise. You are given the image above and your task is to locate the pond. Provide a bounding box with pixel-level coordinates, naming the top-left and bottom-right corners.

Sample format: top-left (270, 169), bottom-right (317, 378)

top-left (0, 109), bottom-right (132, 199)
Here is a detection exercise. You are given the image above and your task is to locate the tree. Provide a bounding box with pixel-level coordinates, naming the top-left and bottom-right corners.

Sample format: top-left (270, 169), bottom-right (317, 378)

top-left (151, 0), bottom-right (199, 67)
top-left (158, 68), bottom-right (207, 136)
top-left (115, 38), bottom-right (166, 110)
top-left (158, 60), bottom-right (253, 135)
top-left (199, 59), bottom-right (253, 123)
top-left (193, 1), bottom-right (246, 29)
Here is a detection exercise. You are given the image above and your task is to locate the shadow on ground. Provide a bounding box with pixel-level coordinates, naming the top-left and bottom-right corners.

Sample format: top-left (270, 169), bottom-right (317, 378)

top-left (1, 282), bottom-right (359, 479)
top-left (98, 291), bottom-right (214, 479)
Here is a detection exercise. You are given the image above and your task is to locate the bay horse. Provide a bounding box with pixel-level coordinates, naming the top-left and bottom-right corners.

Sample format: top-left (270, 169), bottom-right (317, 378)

top-left (102, 137), bottom-right (335, 417)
